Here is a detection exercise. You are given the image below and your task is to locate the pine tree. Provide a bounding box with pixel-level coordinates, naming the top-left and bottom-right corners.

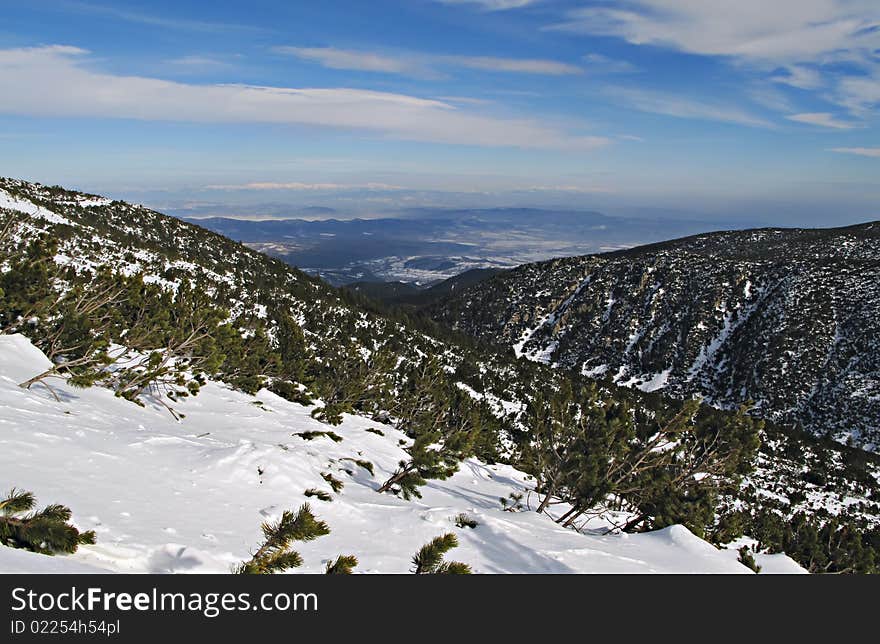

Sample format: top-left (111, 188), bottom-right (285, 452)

top-left (377, 360), bottom-right (482, 499)
top-left (235, 503), bottom-right (330, 574)
top-left (0, 488), bottom-right (96, 555)
top-left (411, 533), bottom-right (472, 574)
top-left (617, 403), bottom-right (761, 536)
top-left (520, 382), bottom-right (633, 523)
top-left (325, 555), bottom-right (358, 574)
top-left (737, 546), bottom-right (761, 573)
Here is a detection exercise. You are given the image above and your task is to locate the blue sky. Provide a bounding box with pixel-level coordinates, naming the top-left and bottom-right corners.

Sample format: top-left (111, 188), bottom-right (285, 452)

top-left (0, 0), bottom-right (878, 225)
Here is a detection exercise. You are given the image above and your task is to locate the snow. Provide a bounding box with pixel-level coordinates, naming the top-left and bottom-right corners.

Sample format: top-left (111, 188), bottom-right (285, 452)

top-left (0, 335), bottom-right (804, 574)
top-left (0, 334), bottom-right (52, 383)
top-left (637, 369), bottom-right (672, 393)
top-left (718, 538), bottom-right (808, 575)
top-left (0, 546), bottom-right (111, 574)
top-left (514, 275), bottom-right (591, 363)
top-left (0, 189), bottom-right (73, 226)
top-left (77, 197), bottom-right (113, 208)
top-left (582, 363), bottom-right (609, 377)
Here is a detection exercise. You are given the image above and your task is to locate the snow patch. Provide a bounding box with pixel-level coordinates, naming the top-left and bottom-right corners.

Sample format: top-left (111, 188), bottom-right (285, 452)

top-left (0, 189), bottom-right (73, 226)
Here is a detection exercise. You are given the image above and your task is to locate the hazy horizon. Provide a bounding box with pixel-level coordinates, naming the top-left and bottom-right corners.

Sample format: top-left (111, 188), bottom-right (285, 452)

top-left (1, 1), bottom-right (879, 228)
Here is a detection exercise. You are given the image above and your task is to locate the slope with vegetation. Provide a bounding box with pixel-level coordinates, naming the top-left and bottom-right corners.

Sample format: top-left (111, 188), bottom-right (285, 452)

top-left (0, 177), bottom-right (877, 572)
top-left (431, 224), bottom-right (880, 448)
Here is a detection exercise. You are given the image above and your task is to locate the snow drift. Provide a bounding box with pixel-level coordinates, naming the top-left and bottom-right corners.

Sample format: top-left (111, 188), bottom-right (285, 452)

top-left (0, 335), bottom-right (803, 574)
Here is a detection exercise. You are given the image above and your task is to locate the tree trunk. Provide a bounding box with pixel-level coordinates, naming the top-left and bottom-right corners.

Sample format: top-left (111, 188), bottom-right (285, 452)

top-left (377, 463), bottom-right (413, 494)
top-left (620, 513), bottom-right (648, 533)
top-left (561, 509), bottom-right (586, 528)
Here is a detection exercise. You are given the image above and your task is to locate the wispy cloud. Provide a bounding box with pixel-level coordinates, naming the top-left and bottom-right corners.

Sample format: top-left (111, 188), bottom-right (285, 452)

top-left (275, 47), bottom-right (425, 75)
top-left (831, 147), bottom-right (880, 158)
top-left (517, 184), bottom-right (615, 194)
top-left (547, 1), bottom-right (880, 117)
top-left (165, 55), bottom-right (238, 70)
top-left (583, 53), bottom-right (639, 74)
top-left (204, 182), bottom-right (404, 191)
top-left (748, 84), bottom-right (795, 113)
top-left (276, 46), bottom-right (582, 76)
top-left (836, 72), bottom-right (880, 116)
top-left (0, 45), bottom-right (608, 151)
top-left (547, 1), bottom-right (880, 65)
top-left (434, 0), bottom-right (538, 11)
top-left (787, 112), bottom-right (857, 129)
top-left (448, 55), bottom-right (580, 75)
top-left (604, 86), bottom-right (773, 128)
top-left (55, 0), bottom-right (260, 33)
top-left (771, 65), bottom-right (823, 89)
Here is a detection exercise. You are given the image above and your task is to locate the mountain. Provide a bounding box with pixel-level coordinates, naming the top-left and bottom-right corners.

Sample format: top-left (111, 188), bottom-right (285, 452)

top-left (431, 224), bottom-right (880, 449)
top-left (2, 177), bottom-right (879, 573)
top-left (189, 208), bottom-right (738, 286)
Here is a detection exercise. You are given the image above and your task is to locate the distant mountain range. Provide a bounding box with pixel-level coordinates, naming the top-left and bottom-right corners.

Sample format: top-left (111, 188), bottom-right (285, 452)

top-left (188, 208), bottom-right (756, 286)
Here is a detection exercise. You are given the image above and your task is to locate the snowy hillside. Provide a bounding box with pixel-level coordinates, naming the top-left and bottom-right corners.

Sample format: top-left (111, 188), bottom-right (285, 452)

top-left (0, 335), bottom-right (802, 574)
top-left (433, 225), bottom-right (880, 448)
top-left (3, 177), bottom-right (863, 572)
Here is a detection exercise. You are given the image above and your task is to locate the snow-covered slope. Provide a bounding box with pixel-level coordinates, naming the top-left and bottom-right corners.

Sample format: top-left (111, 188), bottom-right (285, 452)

top-left (0, 335), bottom-right (800, 574)
top-left (433, 225), bottom-right (880, 447)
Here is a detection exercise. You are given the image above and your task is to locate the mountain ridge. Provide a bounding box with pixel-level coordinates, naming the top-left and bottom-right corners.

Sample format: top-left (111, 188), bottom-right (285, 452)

top-left (431, 220), bottom-right (880, 448)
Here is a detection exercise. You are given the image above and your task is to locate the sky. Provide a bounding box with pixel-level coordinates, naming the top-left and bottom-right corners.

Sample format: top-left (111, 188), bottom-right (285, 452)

top-left (0, 0), bottom-right (878, 225)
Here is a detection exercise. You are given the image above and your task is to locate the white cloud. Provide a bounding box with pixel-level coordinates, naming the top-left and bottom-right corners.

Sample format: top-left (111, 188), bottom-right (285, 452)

top-left (0, 45), bottom-right (608, 151)
top-left (447, 55), bottom-right (581, 75)
top-left (275, 47), bottom-right (424, 75)
top-left (831, 147), bottom-right (880, 157)
top-left (548, 1), bottom-right (880, 117)
top-left (747, 84), bottom-right (796, 113)
top-left (836, 72), bottom-right (880, 115)
top-left (518, 185), bottom-right (615, 193)
top-left (165, 55), bottom-right (239, 71)
top-left (604, 87), bottom-right (773, 127)
top-left (548, 1), bottom-right (880, 65)
top-left (434, 0), bottom-right (537, 10)
top-left (787, 112), bottom-right (857, 129)
top-left (771, 65), bottom-right (823, 89)
top-left (277, 46), bottom-right (581, 76)
top-left (59, 1), bottom-right (259, 33)
top-left (583, 53), bottom-right (638, 74)
top-left (204, 182), bottom-right (404, 191)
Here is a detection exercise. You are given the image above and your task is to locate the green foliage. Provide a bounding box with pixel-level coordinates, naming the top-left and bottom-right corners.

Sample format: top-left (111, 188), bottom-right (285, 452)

top-left (309, 344), bottom-right (398, 424)
top-left (235, 503), bottom-right (330, 574)
top-left (500, 493), bottom-right (524, 512)
top-left (734, 511), bottom-right (877, 574)
top-left (342, 458), bottom-right (374, 476)
top-left (454, 513), bottom-right (479, 529)
top-left (269, 381), bottom-right (313, 406)
top-left (325, 554), bottom-right (358, 574)
top-left (737, 546), bottom-right (761, 573)
top-left (0, 488), bottom-right (96, 555)
top-left (377, 358), bottom-right (488, 499)
top-left (294, 430), bottom-right (343, 443)
top-left (304, 489), bottom-right (333, 502)
top-left (321, 472), bottom-right (345, 493)
top-left (411, 533), bottom-right (472, 574)
top-left (520, 384), bottom-right (761, 537)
